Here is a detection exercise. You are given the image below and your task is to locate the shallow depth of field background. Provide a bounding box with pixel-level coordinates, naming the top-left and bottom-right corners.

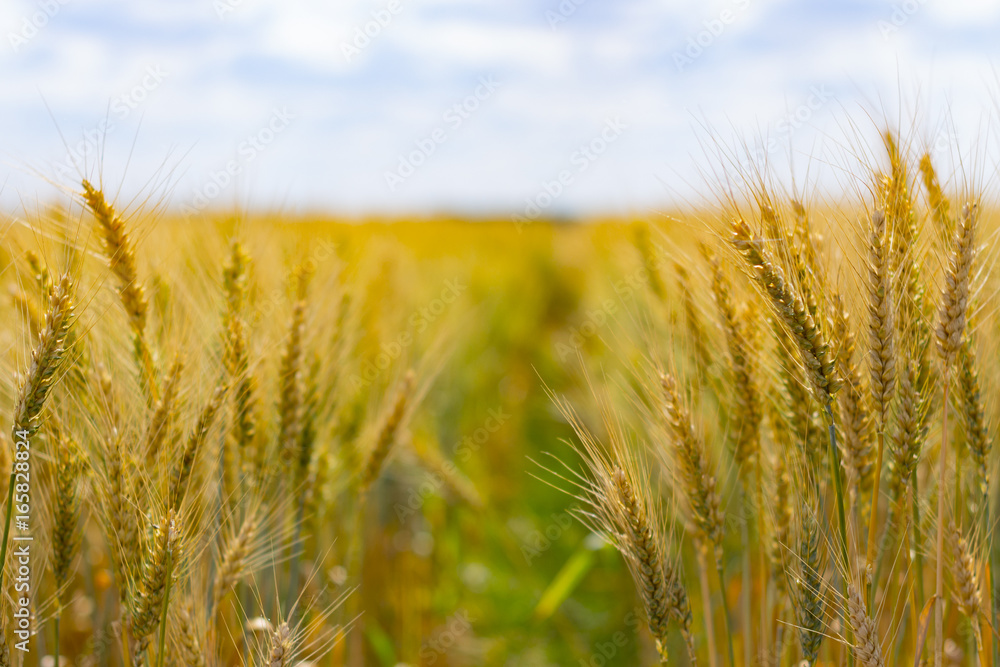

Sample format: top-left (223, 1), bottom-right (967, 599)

top-left (4, 1), bottom-right (1000, 666)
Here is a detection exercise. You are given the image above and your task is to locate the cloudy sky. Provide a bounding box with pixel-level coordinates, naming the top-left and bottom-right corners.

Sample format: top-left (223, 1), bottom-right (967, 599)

top-left (1, 0), bottom-right (999, 216)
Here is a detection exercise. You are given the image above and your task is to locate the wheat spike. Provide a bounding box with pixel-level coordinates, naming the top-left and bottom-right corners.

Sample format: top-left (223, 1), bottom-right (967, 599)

top-left (168, 384), bottom-right (227, 509)
top-left (176, 601), bottom-right (207, 667)
top-left (708, 252), bottom-right (761, 469)
top-left (614, 467), bottom-right (696, 664)
top-left (145, 355), bottom-right (183, 463)
top-left (834, 296), bottom-right (874, 501)
top-left (277, 277), bottom-right (309, 468)
top-left (947, 522), bottom-right (983, 621)
top-left (674, 262), bottom-right (711, 378)
top-left (731, 219), bottom-right (840, 404)
top-left (847, 583), bottom-right (884, 667)
top-left (659, 373), bottom-right (724, 570)
top-left (82, 180), bottom-right (159, 403)
top-left (51, 431), bottom-right (83, 609)
top-left (212, 512), bottom-right (259, 613)
top-left (82, 180), bottom-right (147, 330)
top-left (12, 274), bottom-right (75, 439)
top-left (267, 622), bottom-right (294, 667)
top-left (867, 210), bottom-right (896, 428)
top-left (936, 204), bottom-right (977, 365)
top-left (359, 369), bottom-right (415, 491)
top-left (129, 510), bottom-right (180, 642)
top-left (918, 153), bottom-right (955, 241)
top-left (955, 338), bottom-right (990, 506)
top-left (793, 506), bottom-right (825, 665)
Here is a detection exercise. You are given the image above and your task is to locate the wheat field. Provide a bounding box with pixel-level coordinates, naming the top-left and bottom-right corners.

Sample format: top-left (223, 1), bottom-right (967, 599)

top-left (0, 128), bottom-right (998, 667)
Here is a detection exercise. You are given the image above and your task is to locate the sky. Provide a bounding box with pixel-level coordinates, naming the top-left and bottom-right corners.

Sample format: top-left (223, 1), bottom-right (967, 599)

top-left (1, 0), bottom-right (1000, 217)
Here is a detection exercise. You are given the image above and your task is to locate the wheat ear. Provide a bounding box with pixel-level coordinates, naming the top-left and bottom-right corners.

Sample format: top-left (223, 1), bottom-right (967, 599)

top-left (167, 384), bottom-right (227, 509)
top-left (267, 622), bottom-right (294, 667)
top-left (81, 180), bottom-right (158, 404)
top-left (3, 274), bottom-right (75, 602)
top-left (128, 510), bottom-right (180, 658)
top-left (947, 521), bottom-right (984, 658)
top-left (847, 583), bottom-right (885, 667)
top-left (834, 294), bottom-right (874, 508)
top-left (659, 372), bottom-right (727, 666)
top-left (865, 209), bottom-right (895, 586)
top-left (222, 241), bottom-right (258, 487)
top-left (708, 253), bottom-right (761, 469)
top-left (176, 602), bottom-right (207, 667)
top-left (12, 274), bottom-right (75, 438)
top-left (212, 511), bottom-right (259, 614)
top-left (955, 339), bottom-right (990, 514)
top-left (144, 356), bottom-right (183, 463)
top-left (934, 203), bottom-right (977, 667)
top-left (359, 370), bottom-right (415, 491)
top-left (793, 506), bottom-right (825, 665)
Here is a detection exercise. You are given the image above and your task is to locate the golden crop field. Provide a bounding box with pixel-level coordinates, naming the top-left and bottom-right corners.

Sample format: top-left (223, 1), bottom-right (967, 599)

top-left (1, 130), bottom-right (999, 667)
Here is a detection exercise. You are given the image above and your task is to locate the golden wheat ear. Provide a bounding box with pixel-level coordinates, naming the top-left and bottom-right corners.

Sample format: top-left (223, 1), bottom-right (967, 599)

top-left (127, 509), bottom-right (181, 663)
top-left (81, 179), bottom-right (159, 404)
top-left (211, 510), bottom-right (259, 615)
top-left (358, 369), bottom-right (415, 492)
top-left (658, 372), bottom-right (724, 569)
top-left (790, 504), bottom-right (826, 665)
top-left (167, 383), bottom-right (227, 510)
top-left (265, 622), bottom-right (294, 667)
top-left (846, 582), bottom-right (885, 667)
top-left (707, 250), bottom-right (761, 471)
top-left (12, 274), bottom-right (75, 438)
top-left (946, 520), bottom-right (985, 656)
top-left (174, 600), bottom-right (208, 667)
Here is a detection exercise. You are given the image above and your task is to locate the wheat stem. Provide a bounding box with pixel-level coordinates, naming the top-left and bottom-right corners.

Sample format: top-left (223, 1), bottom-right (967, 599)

top-left (697, 547), bottom-right (719, 667)
top-left (935, 377), bottom-right (949, 667)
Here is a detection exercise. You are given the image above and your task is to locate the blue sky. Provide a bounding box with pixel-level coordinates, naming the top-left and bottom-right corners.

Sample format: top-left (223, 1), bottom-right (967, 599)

top-left (1, 0), bottom-right (1000, 216)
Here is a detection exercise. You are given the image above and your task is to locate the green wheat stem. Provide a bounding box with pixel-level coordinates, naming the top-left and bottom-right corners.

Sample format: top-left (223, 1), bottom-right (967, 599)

top-left (156, 551), bottom-right (175, 667)
top-left (824, 403), bottom-right (854, 667)
top-left (717, 560), bottom-right (736, 667)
